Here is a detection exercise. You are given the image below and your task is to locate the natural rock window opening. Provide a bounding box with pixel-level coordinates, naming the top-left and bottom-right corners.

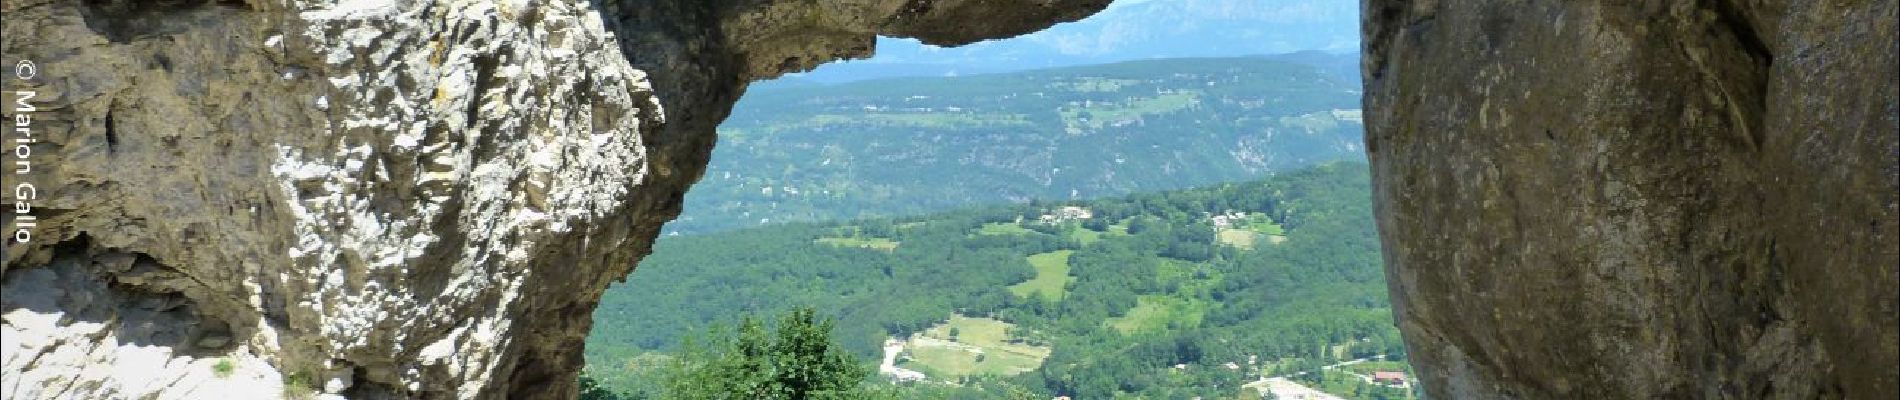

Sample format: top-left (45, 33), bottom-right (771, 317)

top-left (582, 1), bottom-right (1385, 399)
top-left (3, 1), bottom-right (1890, 399)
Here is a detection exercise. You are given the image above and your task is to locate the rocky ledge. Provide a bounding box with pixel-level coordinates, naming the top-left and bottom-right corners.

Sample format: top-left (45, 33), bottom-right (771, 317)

top-left (0, 0), bottom-right (1106, 398)
top-left (1363, 1), bottom-right (1897, 398)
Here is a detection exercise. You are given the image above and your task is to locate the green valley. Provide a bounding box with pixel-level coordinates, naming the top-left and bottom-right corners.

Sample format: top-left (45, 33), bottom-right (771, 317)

top-left (586, 163), bottom-right (1408, 399)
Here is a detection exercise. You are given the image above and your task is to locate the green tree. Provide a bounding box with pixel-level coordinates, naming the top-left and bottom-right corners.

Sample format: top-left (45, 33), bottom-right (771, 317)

top-left (579, 369), bottom-right (640, 400)
top-left (662, 307), bottom-right (870, 400)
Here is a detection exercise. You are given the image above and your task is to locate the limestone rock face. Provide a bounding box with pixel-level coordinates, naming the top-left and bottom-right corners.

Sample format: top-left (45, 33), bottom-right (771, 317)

top-left (1362, 1), bottom-right (1897, 398)
top-left (0, 0), bottom-right (1106, 398)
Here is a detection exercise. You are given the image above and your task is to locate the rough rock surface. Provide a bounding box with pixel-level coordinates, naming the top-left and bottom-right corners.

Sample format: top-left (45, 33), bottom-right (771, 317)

top-left (0, 0), bottom-right (1106, 398)
top-left (1363, 1), bottom-right (1897, 399)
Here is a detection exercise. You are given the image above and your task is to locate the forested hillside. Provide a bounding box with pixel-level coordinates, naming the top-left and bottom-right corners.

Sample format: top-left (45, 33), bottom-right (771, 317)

top-left (670, 57), bottom-right (1365, 233)
top-left (588, 163), bottom-right (1406, 399)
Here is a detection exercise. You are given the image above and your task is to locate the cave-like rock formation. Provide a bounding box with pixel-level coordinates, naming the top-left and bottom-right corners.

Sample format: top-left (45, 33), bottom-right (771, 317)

top-left (1363, 1), bottom-right (1897, 398)
top-left (0, 0), bottom-right (1106, 398)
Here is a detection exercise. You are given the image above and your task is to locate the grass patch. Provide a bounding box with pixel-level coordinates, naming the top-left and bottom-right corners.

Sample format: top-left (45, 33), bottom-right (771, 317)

top-left (1247, 222), bottom-right (1285, 236)
top-left (1068, 226), bottom-right (1104, 245)
top-left (1220, 214), bottom-right (1286, 249)
top-left (1234, 213), bottom-right (1285, 235)
top-left (211, 358), bottom-right (236, 378)
top-left (282, 371), bottom-right (319, 400)
top-left (1060, 92), bottom-right (1199, 131)
top-left (903, 315), bottom-right (1051, 379)
top-left (1008, 251), bottom-right (1075, 300)
top-left (977, 222), bottom-right (1036, 236)
top-left (814, 236), bottom-right (899, 251)
top-left (1106, 295), bottom-right (1207, 335)
top-left (1217, 229), bottom-right (1262, 250)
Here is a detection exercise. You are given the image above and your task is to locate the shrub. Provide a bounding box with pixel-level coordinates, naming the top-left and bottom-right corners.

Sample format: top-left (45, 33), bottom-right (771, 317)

top-left (211, 358), bottom-right (236, 378)
top-left (283, 371), bottom-right (318, 400)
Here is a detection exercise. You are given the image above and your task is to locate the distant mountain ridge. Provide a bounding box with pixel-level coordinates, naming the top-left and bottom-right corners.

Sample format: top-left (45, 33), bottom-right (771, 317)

top-left (673, 57), bottom-right (1365, 233)
top-left (786, 0), bottom-right (1361, 83)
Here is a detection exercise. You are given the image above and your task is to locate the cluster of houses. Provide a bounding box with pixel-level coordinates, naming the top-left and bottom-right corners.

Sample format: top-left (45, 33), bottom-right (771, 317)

top-left (1037, 206), bottom-right (1094, 224)
top-left (1208, 210), bottom-right (1251, 230)
top-left (1373, 371), bottom-right (1408, 386)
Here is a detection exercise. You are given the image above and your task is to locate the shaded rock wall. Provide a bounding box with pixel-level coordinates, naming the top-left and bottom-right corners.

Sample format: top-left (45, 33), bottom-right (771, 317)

top-left (1362, 0), bottom-right (1897, 398)
top-left (0, 0), bottom-right (1106, 398)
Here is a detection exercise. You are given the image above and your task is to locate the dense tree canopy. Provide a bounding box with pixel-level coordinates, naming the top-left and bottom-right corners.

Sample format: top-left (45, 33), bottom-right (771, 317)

top-left (658, 308), bottom-right (870, 400)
